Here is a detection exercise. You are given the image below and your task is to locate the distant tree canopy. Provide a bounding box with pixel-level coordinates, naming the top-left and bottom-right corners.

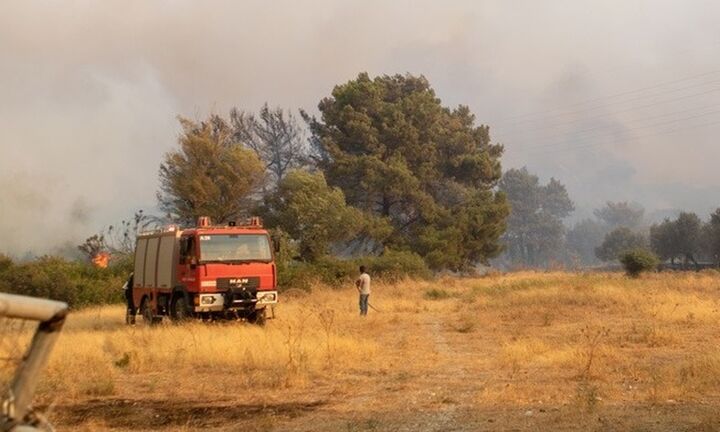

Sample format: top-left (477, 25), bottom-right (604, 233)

top-left (595, 227), bottom-right (647, 262)
top-left (566, 218), bottom-right (607, 266)
top-left (263, 170), bottom-right (389, 261)
top-left (305, 72), bottom-right (509, 270)
top-left (143, 73), bottom-right (720, 274)
top-left (650, 219), bottom-right (676, 263)
top-left (594, 201), bottom-right (645, 230)
top-left (564, 202), bottom-right (647, 267)
top-left (705, 209), bottom-right (720, 263)
top-left (499, 167), bottom-right (574, 267)
top-left (650, 212), bottom-right (703, 265)
top-left (157, 116), bottom-right (265, 225)
top-left (230, 104), bottom-right (308, 187)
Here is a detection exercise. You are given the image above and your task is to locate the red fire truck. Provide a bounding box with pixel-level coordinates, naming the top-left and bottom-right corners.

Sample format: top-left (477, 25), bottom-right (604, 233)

top-left (130, 216), bottom-right (278, 325)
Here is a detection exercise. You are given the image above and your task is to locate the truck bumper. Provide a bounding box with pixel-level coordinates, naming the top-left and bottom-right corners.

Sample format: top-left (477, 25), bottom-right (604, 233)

top-left (193, 291), bottom-right (278, 313)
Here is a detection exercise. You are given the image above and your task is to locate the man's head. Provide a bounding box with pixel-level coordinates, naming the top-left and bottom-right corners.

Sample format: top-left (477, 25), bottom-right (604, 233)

top-left (359, 265), bottom-right (366, 274)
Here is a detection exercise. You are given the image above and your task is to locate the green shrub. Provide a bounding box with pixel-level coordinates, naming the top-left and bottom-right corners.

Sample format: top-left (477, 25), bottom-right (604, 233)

top-left (277, 256), bottom-right (354, 291)
top-left (361, 250), bottom-right (431, 282)
top-left (0, 254), bottom-right (12, 274)
top-left (619, 249), bottom-right (659, 277)
top-left (276, 250), bottom-right (432, 291)
top-left (108, 254), bottom-right (134, 277)
top-left (3, 249), bottom-right (427, 305)
top-left (0, 254), bottom-right (13, 292)
top-left (310, 256), bottom-right (357, 286)
top-left (0, 256), bottom-right (124, 307)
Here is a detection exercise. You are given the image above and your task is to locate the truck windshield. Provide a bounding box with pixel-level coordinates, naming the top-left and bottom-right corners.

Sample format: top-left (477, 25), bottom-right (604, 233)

top-left (199, 234), bottom-right (272, 262)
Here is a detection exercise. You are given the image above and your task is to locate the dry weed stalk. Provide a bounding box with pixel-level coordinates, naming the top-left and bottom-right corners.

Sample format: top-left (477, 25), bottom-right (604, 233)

top-left (316, 307), bottom-right (336, 366)
top-left (284, 319), bottom-right (308, 378)
top-left (579, 325), bottom-right (609, 380)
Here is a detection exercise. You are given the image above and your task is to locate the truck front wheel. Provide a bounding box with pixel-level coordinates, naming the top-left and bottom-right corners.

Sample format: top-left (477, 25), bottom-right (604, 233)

top-left (171, 295), bottom-right (191, 322)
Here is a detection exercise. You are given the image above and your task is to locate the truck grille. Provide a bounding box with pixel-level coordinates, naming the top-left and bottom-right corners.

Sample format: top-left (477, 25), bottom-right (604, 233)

top-left (217, 277), bottom-right (260, 306)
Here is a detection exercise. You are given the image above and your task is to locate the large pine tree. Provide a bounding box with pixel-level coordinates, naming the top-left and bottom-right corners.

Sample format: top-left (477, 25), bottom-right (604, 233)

top-left (305, 73), bottom-right (508, 270)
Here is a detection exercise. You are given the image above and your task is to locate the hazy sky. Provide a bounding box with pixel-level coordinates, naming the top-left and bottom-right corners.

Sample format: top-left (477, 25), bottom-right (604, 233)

top-left (2, 0), bottom-right (720, 255)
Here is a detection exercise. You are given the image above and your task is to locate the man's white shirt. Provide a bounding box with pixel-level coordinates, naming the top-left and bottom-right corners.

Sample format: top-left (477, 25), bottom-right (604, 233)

top-left (358, 273), bottom-right (371, 294)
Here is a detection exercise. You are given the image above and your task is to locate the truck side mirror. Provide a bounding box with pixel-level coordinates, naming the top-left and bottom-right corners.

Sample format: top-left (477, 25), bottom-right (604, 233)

top-left (274, 240), bottom-right (281, 253)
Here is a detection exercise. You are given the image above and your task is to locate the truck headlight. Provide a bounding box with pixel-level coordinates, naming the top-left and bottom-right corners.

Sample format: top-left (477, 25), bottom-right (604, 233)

top-left (200, 294), bottom-right (219, 305)
top-left (257, 291), bottom-right (278, 304)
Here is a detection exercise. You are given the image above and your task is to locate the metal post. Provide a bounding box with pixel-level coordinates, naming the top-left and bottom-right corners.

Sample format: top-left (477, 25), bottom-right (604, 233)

top-left (0, 293), bottom-right (68, 426)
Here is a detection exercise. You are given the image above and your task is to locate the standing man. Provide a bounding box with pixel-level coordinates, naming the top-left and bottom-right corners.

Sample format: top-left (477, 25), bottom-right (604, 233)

top-left (355, 265), bottom-right (371, 316)
top-left (123, 272), bottom-right (136, 325)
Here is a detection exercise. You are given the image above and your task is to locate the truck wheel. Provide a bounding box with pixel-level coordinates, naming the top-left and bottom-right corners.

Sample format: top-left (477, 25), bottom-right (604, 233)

top-left (140, 297), bottom-right (161, 326)
top-left (171, 295), bottom-right (191, 322)
top-left (248, 308), bottom-right (266, 326)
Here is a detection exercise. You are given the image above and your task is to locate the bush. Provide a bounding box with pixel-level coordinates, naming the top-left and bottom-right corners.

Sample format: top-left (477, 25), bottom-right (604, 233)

top-left (276, 250), bottom-right (431, 291)
top-left (361, 250), bottom-right (431, 282)
top-left (619, 249), bottom-right (659, 277)
top-left (596, 227), bottom-right (647, 262)
top-left (0, 254), bottom-right (12, 274)
top-left (108, 254), bottom-right (134, 277)
top-left (311, 256), bottom-right (358, 286)
top-left (0, 256), bottom-right (124, 307)
top-left (278, 256), bottom-right (356, 291)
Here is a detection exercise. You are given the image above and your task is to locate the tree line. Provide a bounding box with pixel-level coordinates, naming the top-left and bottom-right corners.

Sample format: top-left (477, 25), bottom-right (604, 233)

top-left (151, 72), bottom-right (509, 273)
top-left (498, 166), bottom-right (720, 269)
top-left (8, 71), bottom-right (718, 308)
top-left (76, 71), bottom-right (719, 274)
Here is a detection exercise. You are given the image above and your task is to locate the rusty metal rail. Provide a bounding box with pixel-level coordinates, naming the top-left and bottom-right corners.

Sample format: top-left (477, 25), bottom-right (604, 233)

top-left (0, 293), bottom-right (68, 432)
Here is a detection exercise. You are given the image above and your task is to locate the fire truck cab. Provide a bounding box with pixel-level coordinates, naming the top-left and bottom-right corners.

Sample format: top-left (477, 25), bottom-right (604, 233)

top-left (131, 216), bottom-right (278, 324)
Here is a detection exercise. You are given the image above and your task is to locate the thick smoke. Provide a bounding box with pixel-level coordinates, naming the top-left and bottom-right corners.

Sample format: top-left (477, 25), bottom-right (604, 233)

top-left (1, 0), bottom-right (720, 255)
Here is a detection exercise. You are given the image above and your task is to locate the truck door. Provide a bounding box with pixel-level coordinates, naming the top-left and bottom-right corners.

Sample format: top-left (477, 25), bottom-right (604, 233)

top-left (178, 235), bottom-right (198, 291)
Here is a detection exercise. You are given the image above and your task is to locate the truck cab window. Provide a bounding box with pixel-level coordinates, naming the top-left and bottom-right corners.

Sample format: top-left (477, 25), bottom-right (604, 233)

top-left (179, 236), bottom-right (195, 264)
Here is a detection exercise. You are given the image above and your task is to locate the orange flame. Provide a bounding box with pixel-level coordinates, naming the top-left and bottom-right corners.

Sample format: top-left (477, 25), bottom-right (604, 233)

top-left (92, 252), bottom-right (110, 268)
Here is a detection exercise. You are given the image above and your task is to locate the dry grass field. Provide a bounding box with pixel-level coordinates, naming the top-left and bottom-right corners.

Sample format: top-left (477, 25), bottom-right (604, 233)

top-left (11, 271), bottom-right (720, 431)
